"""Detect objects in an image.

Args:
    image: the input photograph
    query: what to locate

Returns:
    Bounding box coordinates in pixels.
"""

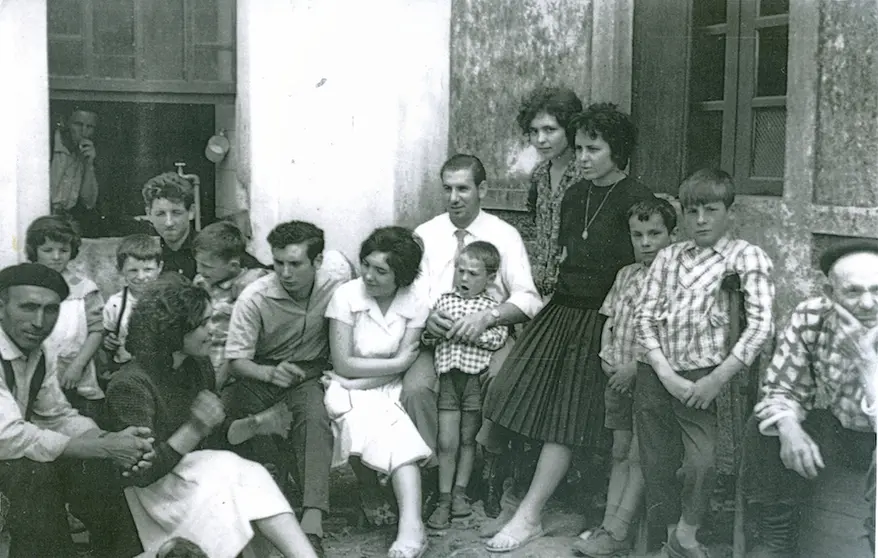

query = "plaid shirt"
[754,296,876,434]
[599,262,648,368]
[422,291,509,375]
[636,236,774,371]
[194,268,268,384]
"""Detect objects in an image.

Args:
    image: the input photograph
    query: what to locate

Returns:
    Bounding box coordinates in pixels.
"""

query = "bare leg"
[437,410,461,494]
[254,512,319,558]
[603,429,633,530]
[605,431,643,540]
[454,411,481,491]
[389,464,427,556]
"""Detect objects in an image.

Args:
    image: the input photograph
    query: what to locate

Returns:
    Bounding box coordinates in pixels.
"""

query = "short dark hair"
[678,168,736,209]
[459,241,501,276]
[569,102,637,170]
[440,154,487,186]
[627,197,678,233]
[25,215,81,262]
[517,86,583,148]
[359,226,423,288]
[266,221,324,261]
[157,537,208,558]
[126,276,211,367]
[142,172,195,211]
[193,221,247,262]
[116,234,162,271]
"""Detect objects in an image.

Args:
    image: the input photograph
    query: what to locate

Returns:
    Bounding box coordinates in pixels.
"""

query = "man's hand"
[190,390,225,433]
[659,371,695,403]
[102,426,154,469]
[686,373,724,410]
[608,361,637,394]
[835,303,878,362]
[778,419,825,479]
[79,139,96,162]
[59,360,85,390]
[446,310,492,344]
[267,362,306,388]
[425,309,454,338]
[103,332,121,352]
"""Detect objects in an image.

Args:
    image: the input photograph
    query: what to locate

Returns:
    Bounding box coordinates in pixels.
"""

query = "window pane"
[756,26,789,96]
[141,0,185,80]
[760,0,789,16]
[687,110,724,173]
[693,0,727,26]
[690,32,726,102]
[750,107,786,177]
[193,46,234,82]
[93,55,135,79]
[48,0,81,35]
[48,38,84,76]
[93,0,135,56]
[193,0,218,42]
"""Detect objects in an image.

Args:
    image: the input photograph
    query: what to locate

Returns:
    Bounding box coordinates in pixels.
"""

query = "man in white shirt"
[406,154,542,501]
[0,263,153,558]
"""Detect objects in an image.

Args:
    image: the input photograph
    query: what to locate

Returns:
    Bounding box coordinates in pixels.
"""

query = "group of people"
[1,86,874,558]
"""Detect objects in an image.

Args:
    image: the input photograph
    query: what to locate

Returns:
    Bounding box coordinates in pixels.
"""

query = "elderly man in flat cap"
[0,263,152,558]
[741,239,878,558]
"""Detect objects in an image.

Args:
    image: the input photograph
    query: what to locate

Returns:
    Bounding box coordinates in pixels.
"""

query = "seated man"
[0,263,153,558]
[222,221,353,558]
[743,239,878,557]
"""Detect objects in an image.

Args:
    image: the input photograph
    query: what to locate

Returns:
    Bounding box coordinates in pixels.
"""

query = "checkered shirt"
[636,236,775,371]
[754,296,876,434]
[423,291,509,375]
[599,262,648,368]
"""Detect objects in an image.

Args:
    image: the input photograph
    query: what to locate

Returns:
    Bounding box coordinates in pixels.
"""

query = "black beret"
[819,238,878,276]
[0,263,69,300]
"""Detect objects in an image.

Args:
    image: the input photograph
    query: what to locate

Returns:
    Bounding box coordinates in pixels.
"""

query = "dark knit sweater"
[105,356,215,487]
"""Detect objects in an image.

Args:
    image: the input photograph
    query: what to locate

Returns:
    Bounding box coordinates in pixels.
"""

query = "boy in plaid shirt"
[422,241,509,529]
[635,169,774,558]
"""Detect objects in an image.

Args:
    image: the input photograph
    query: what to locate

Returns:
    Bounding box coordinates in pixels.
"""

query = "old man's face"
[828,252,878,329]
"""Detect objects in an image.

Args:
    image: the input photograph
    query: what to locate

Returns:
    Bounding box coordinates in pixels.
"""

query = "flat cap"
[0,263,69,300]
[819,238,878,276]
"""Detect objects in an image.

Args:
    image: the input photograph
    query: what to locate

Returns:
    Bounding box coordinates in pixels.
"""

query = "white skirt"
[323,372,432,475]
[126,450,292,558]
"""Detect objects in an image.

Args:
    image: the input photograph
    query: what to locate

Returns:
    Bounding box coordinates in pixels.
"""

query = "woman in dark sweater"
[105,278,318,558]
[481,103,655,553]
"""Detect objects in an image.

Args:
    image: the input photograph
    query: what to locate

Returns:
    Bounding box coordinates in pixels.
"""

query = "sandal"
[426,500,451,530]
[388,537,428,558]
[485,525,545,554]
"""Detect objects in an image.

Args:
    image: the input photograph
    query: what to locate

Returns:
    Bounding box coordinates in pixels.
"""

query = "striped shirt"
[754,296,876,435]
[636,236,774,371]
[599,262,648,368]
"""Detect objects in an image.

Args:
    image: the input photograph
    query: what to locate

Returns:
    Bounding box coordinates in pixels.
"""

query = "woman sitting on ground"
[104,276,318,558]
[323,226,432,558]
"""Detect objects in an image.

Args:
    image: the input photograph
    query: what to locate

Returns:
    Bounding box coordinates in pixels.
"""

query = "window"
[686,0,789,196]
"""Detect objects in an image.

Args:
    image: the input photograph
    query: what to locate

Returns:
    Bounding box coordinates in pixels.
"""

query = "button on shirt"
[0,328,97,462]
[599,262,648,368]
[636,236,775,371]
[754,296,876,435]
[413,210,543,317]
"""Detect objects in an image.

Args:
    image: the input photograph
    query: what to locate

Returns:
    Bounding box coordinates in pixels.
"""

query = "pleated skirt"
[482,299,609,449]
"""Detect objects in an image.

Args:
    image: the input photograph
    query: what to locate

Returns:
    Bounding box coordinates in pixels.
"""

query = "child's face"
[629,213,673,266]
[194,250,239,287]
[121,257,163,296]
[683,201,731,248]
[35,240,72,273]
[453,253,492,298]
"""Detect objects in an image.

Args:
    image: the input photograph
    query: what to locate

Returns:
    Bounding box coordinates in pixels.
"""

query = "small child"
[574,197,677,557]
[25,216,105,417]
[156,537,209,558]
[635,168,775,558]
[422,241,510,529]
[102,234,163,377]
[192,221,268,389]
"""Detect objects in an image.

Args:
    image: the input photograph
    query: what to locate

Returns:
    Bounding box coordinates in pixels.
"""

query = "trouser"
[0,458,141,558]
[742,409,876,553]
[634,363,717,527]
[222,376,333,513]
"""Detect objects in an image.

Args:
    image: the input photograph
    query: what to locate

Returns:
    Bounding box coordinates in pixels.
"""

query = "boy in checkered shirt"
[634,169,774,558]
[422,241,509,529]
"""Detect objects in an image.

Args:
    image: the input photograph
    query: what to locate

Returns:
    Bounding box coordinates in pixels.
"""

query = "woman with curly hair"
[518,86,583,296]
[105,277,319,558]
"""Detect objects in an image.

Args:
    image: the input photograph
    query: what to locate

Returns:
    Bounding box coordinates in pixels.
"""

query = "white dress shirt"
[413,210,543,318]
[0,328,98,462]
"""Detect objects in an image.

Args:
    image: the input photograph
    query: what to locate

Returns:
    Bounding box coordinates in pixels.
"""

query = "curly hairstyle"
[126,276,210,368]
[266,221,324,262]
[569,102,637,170]
[359,226,423,288]
[141,172,196,211]
[516,86,583,148]
[25,215,82,262]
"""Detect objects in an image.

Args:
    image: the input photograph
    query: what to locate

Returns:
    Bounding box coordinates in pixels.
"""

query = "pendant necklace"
[581,176,625,241]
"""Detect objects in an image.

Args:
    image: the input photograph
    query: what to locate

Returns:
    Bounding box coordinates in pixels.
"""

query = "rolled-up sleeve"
[636,249,670,355]
[501,236,543,318]
[731,245,775,367]
[84,289,105,334]
[224,290,262,361]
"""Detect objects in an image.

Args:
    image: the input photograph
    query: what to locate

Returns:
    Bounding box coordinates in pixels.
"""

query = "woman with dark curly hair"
[322,226,432,558]
[105,277,318,558]
[481,103,655,553]
[517,86,583,296]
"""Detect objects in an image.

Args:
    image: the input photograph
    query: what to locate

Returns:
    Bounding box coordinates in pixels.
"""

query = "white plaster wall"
[0,0,51,267]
